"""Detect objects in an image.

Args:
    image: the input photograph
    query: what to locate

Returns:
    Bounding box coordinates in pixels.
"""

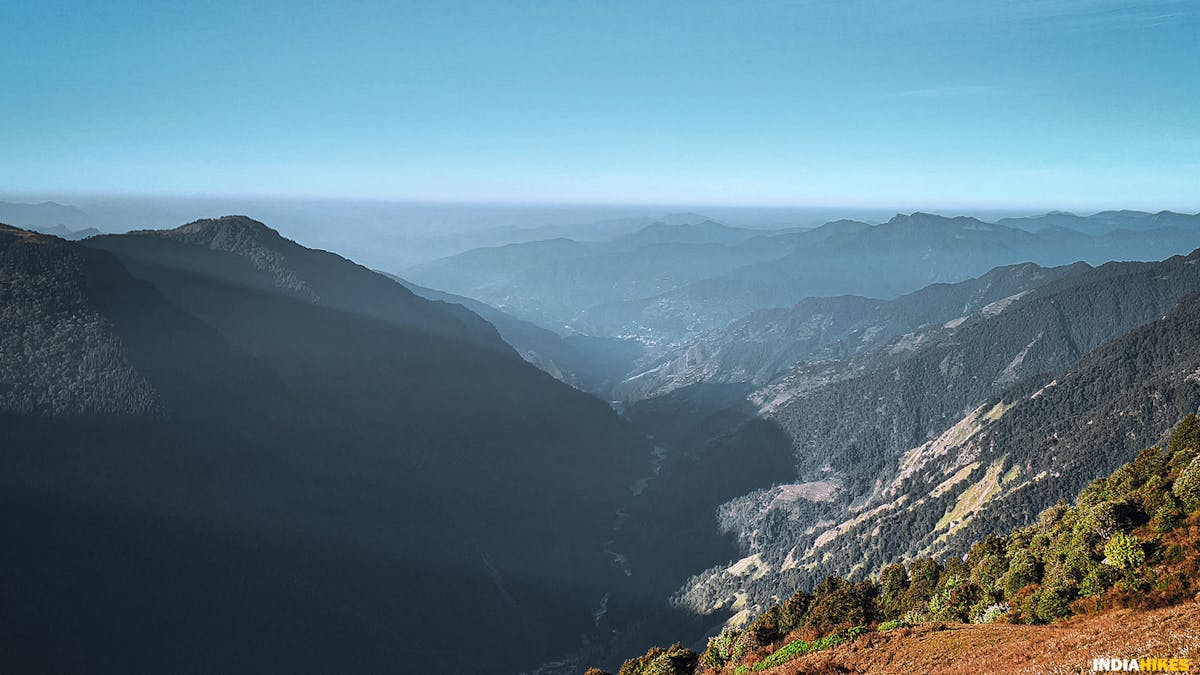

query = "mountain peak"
[886,211,938,224]
[118,215,318,300]
[885,212,989,229]
[171,215,283,241]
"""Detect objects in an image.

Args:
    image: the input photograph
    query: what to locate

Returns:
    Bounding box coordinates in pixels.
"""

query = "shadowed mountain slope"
[1,221,662,674]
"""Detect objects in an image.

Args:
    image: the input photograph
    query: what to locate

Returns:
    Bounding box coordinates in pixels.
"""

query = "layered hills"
[404,211,1200,348]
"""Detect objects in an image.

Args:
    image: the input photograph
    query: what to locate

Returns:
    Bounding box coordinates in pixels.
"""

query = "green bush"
[702,629,738,670]
[1103,532,1145,571]
[780,589,812,630]
[1151,496,1184,533]
[805,577,876,629]
[618,643,698,675]
[1078,563,1119,597]
[971,602,1010,624]
[877,564,909,617]
[1167,414,1199,470]
[1035,583,1073,622]
[1173,456,1200,512]
[749,626,866,671]
[927,574,980,622]
[1002,549,1040,597]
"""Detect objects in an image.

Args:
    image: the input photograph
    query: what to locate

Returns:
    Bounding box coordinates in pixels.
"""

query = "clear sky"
[2,0,1197,210]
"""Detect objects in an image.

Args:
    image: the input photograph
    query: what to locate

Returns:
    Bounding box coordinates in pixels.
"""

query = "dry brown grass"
[749,601,1200,674]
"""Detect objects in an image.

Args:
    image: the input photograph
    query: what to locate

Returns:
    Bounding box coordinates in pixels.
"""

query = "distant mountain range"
[406,219,808,337]
[405,211,1200,352]
[998,209,1200,235]
[0,200,93,229]
[0,200,100,238]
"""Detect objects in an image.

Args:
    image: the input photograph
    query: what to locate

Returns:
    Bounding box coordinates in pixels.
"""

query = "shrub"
[780,589,813,630]
[618,643,698,675]
[702,629,738,670]
[972,602,1010,624]
[1151,496,1184,533]
[1008,585,1041,624]
[1104,532,1145,572]
[1036,583,1073,622]
[877,619,909,631]
[1173,456,1200,512]
[1078,563,1119,597]
[743,605,785,646]
[1003,549,1040,598]
[928,575,981,622]
[749,626,866,671]
[877,564,909,617]
[902,559,943,612]
[1167,414,1199,471]
[805,577,876,629]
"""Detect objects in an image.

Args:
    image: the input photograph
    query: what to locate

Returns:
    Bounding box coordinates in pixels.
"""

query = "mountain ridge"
[93,215,511,352]
[615,261,1091,401]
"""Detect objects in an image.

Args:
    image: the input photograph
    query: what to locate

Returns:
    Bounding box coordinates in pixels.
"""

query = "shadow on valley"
[587,384,797,671]
[0,221,668,674]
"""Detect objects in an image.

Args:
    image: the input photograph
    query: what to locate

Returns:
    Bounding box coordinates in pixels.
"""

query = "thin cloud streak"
[887,85,1006,99]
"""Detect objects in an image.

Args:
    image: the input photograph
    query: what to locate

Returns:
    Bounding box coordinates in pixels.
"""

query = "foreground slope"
[758,604,1200,674]
[609,414,1200,675]
[1,221,658,674]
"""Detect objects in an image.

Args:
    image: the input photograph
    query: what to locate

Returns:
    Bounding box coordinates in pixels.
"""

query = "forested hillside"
[602,415,1200,675]
[673,251,1200,618]
[616,261,1088,400]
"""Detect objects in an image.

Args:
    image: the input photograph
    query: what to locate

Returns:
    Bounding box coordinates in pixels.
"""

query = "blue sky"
[2,0,1197,209]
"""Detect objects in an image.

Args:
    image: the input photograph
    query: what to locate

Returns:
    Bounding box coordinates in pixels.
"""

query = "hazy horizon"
[4,190,1194,227]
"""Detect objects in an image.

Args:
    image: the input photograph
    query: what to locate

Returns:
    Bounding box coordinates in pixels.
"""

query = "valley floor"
[753,602,1200,674]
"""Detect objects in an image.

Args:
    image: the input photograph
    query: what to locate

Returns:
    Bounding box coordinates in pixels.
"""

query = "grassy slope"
[754,602,1200,674]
